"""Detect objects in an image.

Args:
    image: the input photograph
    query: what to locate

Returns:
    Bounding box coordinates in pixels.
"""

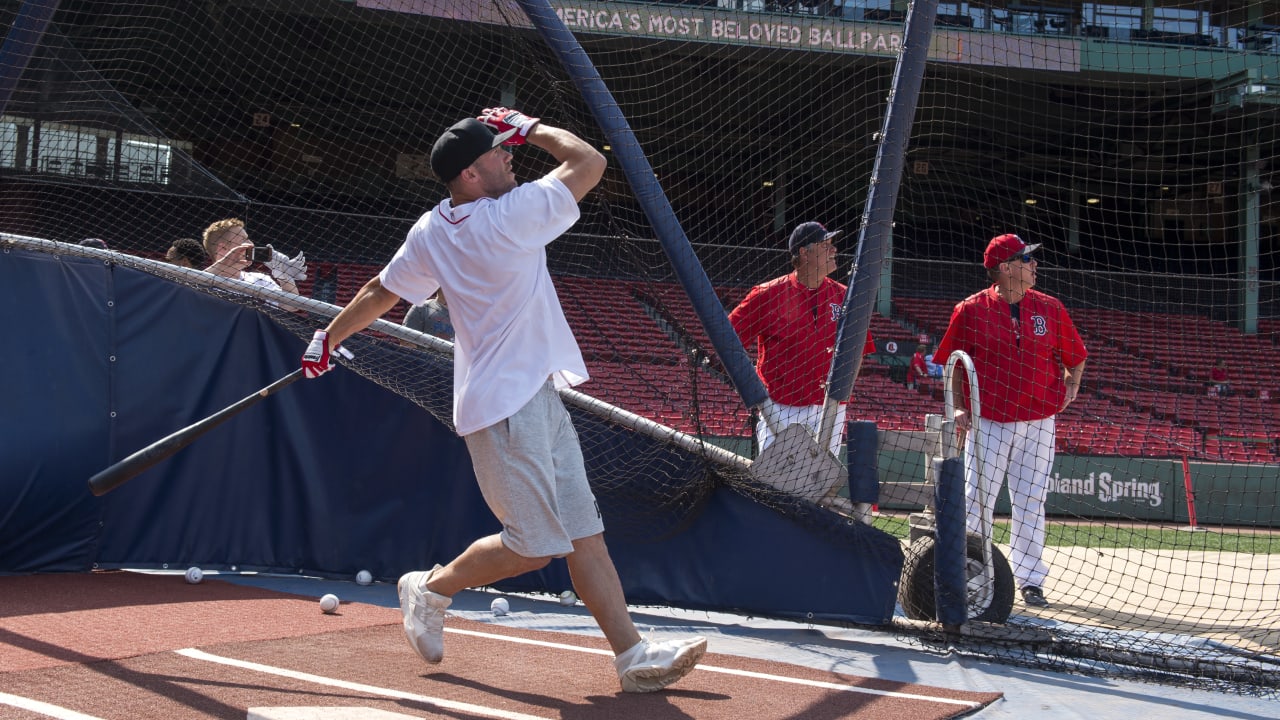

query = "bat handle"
[261,368,306,394]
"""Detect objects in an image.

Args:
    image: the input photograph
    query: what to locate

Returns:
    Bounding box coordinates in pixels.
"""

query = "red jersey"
[934,286,1087,423]
[729,273,875,406]
[907,352,928,383]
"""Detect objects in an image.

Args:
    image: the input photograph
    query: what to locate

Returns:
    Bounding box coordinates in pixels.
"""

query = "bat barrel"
[87,369,305,496]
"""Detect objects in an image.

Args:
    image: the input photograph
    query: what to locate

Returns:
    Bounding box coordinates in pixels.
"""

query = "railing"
[35,157,166,183]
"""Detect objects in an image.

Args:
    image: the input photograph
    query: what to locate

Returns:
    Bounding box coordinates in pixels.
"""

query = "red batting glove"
[302,330,335,379]
[477,107,540,146]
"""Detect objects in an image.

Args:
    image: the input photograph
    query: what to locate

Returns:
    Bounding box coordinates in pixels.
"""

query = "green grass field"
[871,515,1279,554]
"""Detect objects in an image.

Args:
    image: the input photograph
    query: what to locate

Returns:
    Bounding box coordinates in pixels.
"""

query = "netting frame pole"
[512,0,768,414]
[934,456,968,628]
[939,349,997,629]
[1179,454,1206,533]
[819,0,941,450]
[0,0,61,118]
[845,420,880,506]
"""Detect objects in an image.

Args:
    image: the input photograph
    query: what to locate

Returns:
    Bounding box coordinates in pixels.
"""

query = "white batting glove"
[301,330,355,380]
[302,330,334,379]
[267,248,308,281]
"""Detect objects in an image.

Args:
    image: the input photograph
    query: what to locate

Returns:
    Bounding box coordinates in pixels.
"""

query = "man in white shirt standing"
[300,108,705,693]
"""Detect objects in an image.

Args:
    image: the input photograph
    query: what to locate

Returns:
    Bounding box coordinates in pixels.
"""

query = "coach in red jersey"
[934,233,1087,608]
[729,221,874,457]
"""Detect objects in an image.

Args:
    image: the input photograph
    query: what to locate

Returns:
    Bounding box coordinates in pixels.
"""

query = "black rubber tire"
[898,532,1015,624]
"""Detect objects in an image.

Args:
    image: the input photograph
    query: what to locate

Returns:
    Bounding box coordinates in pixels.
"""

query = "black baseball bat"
[88,369,305,496]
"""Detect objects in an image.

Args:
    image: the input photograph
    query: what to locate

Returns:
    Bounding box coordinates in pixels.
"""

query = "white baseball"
[319,593,340,614]
[184,567,203,584]
[491,597,510,616]
[355,570,373,585]
[559,590,577,606]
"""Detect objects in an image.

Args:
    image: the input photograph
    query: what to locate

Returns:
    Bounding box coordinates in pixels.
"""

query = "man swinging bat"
[300,107,706,693]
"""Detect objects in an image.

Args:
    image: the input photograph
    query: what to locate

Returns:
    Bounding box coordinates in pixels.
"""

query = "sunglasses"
[1010,253,1035,264]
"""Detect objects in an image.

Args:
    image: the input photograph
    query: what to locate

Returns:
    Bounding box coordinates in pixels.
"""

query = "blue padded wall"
[1,248,901,625]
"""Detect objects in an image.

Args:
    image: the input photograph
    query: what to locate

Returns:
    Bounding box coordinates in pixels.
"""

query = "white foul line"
[176,648,549,720]
[181,628,980,712]
[442,627,981,708]
[694,664,980,707]
[0,692,107,720]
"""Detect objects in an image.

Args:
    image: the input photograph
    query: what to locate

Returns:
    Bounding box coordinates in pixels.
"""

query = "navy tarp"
[1,249,486,579]
[1,248,901,625]
[1,250,113,572]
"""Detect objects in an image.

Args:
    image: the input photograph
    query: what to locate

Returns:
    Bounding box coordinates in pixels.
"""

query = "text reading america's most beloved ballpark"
[554,6,904,56]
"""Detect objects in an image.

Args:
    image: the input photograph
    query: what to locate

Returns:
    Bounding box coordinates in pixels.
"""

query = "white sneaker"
[397,565,451,663]
[614,636,707,693]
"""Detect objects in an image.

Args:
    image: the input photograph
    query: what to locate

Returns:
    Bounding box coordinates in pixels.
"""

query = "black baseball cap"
[430,118,517,183]
[788,222,841,255]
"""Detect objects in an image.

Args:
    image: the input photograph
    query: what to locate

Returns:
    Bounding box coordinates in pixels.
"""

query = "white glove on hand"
[301,330,355,380]
[267,248,308,282]
[302,330,334,379]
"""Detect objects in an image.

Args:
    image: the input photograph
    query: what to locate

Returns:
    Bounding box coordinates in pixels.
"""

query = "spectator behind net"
[1209,358,1231,397]
[165,237,207,269]
[202,217,306,311]
[403,289,454,341]
[924,343,944,378]
[906,343,929,391]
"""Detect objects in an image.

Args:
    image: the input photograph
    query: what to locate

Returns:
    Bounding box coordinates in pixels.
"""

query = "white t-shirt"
[380,176,588,435]
[239,270,281,292]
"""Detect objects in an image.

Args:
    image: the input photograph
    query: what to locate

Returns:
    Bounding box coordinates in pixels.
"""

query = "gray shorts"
[463,381,604,558]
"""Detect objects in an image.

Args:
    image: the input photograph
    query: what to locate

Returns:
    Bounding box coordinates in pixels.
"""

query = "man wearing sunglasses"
[934,233,1087,608]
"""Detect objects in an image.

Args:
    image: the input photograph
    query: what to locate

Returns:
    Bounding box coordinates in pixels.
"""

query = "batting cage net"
[2,0,1279,693]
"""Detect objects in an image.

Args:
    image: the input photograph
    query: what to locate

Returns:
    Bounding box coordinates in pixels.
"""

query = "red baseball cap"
[983,233,1041,269]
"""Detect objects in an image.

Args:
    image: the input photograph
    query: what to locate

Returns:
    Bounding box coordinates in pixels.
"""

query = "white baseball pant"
[963,416,1055,589]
